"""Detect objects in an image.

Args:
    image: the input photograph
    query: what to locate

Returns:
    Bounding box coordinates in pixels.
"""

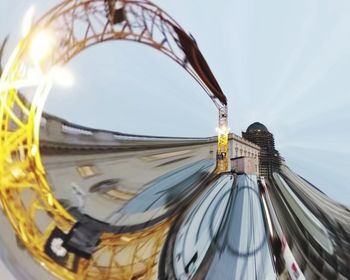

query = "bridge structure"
[1,1,350,280]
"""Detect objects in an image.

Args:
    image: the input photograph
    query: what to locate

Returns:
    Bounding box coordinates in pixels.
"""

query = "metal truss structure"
[0,0,228,279]
[76,219,173,279]
[36,0,229,172]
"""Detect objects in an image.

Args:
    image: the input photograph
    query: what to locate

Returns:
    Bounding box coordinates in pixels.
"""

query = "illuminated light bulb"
[121,236,133,242]
[11,168,24,179]
[51,66,74,87]
[22,6,35,37]
[47,193,54,206]
[30,30,54,62]
[31,144,38,156]
[216,126,229,134]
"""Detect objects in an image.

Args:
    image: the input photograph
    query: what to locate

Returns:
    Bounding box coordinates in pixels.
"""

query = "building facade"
[242,122,281,177]
[229,133,261,175]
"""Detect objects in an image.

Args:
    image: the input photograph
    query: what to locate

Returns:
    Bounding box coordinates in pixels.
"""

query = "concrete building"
[39,114,262,176]
[242,122,281,177]
[229,133,260,175]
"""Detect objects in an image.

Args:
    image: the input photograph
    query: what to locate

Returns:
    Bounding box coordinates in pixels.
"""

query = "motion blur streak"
[1,0,350,280]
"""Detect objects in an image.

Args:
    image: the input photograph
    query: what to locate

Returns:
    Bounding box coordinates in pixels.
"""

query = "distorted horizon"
[1,0,349,206]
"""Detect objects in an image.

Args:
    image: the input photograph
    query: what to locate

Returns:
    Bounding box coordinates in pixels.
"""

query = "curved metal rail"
[0,0,228,279]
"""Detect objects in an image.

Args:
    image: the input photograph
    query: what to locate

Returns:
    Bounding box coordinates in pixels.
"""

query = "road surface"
[172,174,277,280]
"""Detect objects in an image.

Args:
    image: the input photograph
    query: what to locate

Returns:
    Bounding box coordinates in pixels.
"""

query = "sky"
[1,0,350,205]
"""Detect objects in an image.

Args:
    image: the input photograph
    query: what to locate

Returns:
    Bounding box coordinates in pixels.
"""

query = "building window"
[77,165,98,178]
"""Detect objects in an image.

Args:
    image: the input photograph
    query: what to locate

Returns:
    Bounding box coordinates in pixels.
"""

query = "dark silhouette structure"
[242,122,281,177]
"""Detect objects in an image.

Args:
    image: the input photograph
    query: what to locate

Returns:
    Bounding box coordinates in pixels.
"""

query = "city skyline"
[1,1,350,279]
[1,0,349,206]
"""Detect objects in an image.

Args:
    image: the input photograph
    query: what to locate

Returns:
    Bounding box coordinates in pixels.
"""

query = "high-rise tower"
[242,122,281,177]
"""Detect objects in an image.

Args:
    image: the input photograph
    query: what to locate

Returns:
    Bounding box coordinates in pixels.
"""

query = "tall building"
[242,122,281,177]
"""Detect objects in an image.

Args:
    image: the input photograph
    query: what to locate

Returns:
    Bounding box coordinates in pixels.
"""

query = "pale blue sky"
[1,0,350,205]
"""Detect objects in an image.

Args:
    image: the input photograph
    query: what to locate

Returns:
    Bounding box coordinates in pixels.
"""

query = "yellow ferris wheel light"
[30,30,54,62]
[0,1,229,279]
